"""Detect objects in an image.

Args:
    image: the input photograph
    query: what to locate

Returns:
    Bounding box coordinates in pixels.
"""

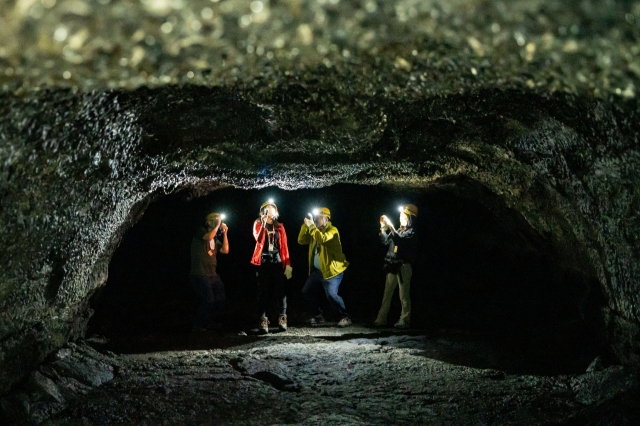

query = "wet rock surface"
[0,340,114,423]
[3,327,638,425]
[1,0,639,97]
[0,0,639,415]
[3,84,639,396]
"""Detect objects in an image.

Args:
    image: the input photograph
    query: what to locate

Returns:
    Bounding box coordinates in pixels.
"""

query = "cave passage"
[88,182,606,373]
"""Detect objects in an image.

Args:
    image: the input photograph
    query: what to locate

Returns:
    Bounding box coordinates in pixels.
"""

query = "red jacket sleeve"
[278,224,291,267]
[251,220,266,265]
[253,220,265,241]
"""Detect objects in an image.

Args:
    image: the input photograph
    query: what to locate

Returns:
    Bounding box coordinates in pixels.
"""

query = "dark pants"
[302,269,349,319]
[256,263,287,318]
[191,274,226,328]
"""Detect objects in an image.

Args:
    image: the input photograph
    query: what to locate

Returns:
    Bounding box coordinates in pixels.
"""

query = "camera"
[215,214,226,238]
[215,227,224,238]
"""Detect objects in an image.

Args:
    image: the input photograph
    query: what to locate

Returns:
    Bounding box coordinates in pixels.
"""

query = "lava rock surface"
[3,327,639,425]
[0,0,639,409]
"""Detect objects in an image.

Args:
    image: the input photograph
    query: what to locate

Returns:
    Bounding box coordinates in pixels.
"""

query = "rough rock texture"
[1,0,639,401]
[1,0,640,96]
[5,327,636,425]
[0,340,114,423]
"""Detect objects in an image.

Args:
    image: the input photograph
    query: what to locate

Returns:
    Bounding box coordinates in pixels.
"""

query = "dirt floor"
[31,325,640,425]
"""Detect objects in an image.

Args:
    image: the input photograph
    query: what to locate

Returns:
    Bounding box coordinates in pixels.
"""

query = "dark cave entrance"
[88,180,607,373]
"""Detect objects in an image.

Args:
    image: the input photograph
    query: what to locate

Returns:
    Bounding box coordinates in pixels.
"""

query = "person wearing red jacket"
[251,199,293,334]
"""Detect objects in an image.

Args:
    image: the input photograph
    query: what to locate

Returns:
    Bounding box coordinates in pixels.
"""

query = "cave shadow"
[403,329,596,376]
[309,326,600,375]
[88,181,608,375]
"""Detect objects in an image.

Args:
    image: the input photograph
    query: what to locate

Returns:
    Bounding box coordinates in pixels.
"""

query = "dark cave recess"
[88,181,607,368]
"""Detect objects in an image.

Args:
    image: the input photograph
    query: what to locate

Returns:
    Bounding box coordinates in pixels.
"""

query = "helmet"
[401,204,418,217]
[259,200,279,216]
[314,207,331,218]
[206,212,222,223]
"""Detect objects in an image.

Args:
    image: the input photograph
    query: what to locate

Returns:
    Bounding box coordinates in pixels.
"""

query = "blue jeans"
[191,274,226,328]
[302,269,349,319]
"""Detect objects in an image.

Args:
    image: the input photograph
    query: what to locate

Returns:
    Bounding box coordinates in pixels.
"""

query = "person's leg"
[266,263,283,317]
[272,265,287,316]
[191,275,214,328]
[256,265,269,318]
[255,266,272,333]
[209,274,226,325]
[322,273,350,319]
[271,264,288,330]
[375,272,398,325]
[397,264,413,325]
[262,264,282,332]
[302,269,324,317]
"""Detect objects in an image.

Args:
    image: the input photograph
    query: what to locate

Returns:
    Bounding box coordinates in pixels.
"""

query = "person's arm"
[279,225,291,267]
[309,225,337,245]
[279,225,293,278]
[384,217,397,235]
[391,227,415,243]
[202,225,220,241]
[298,222,311,245]
[253,219,265,241]
[379,216,392,244]
[380,228,392,245]
[219,223,229,254]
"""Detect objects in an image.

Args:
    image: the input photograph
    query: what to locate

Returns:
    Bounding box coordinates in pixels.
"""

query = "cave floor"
[45,325,639,425]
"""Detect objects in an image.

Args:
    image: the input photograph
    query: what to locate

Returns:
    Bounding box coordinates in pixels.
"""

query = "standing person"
[298,207,352,327]
[190,212,229,332]
[251,199,293,334]
[373,204,418,328]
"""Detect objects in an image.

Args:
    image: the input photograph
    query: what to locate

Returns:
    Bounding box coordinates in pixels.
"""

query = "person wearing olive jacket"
[298,207,352,327]
[373,204,418,328]
[190,212,229,332]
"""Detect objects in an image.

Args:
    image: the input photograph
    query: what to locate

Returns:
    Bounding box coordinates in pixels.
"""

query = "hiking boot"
[372,319,387,327]
[394,320,410,329]
[305,314,326,326]
[259,317,270,334]
[278,314,288,331]
[337,317,352,327]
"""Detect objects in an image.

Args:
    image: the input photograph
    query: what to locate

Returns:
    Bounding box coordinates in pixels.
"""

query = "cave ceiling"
[0,0,639,396]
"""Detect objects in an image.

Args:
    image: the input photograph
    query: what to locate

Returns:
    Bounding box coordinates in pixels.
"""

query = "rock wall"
[0,0,639,397]
[1,85,638,395]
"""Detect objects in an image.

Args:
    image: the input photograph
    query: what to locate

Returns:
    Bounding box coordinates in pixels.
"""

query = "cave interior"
[88,180,607,375]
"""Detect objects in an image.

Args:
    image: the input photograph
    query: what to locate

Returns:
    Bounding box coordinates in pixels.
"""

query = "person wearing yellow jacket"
[298,207,352,327]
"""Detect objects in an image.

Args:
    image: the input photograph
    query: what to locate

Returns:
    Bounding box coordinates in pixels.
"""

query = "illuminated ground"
[34,326,639,425]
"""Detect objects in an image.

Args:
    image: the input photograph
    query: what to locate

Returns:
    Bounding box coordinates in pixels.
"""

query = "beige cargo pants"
[375,263,412,325]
